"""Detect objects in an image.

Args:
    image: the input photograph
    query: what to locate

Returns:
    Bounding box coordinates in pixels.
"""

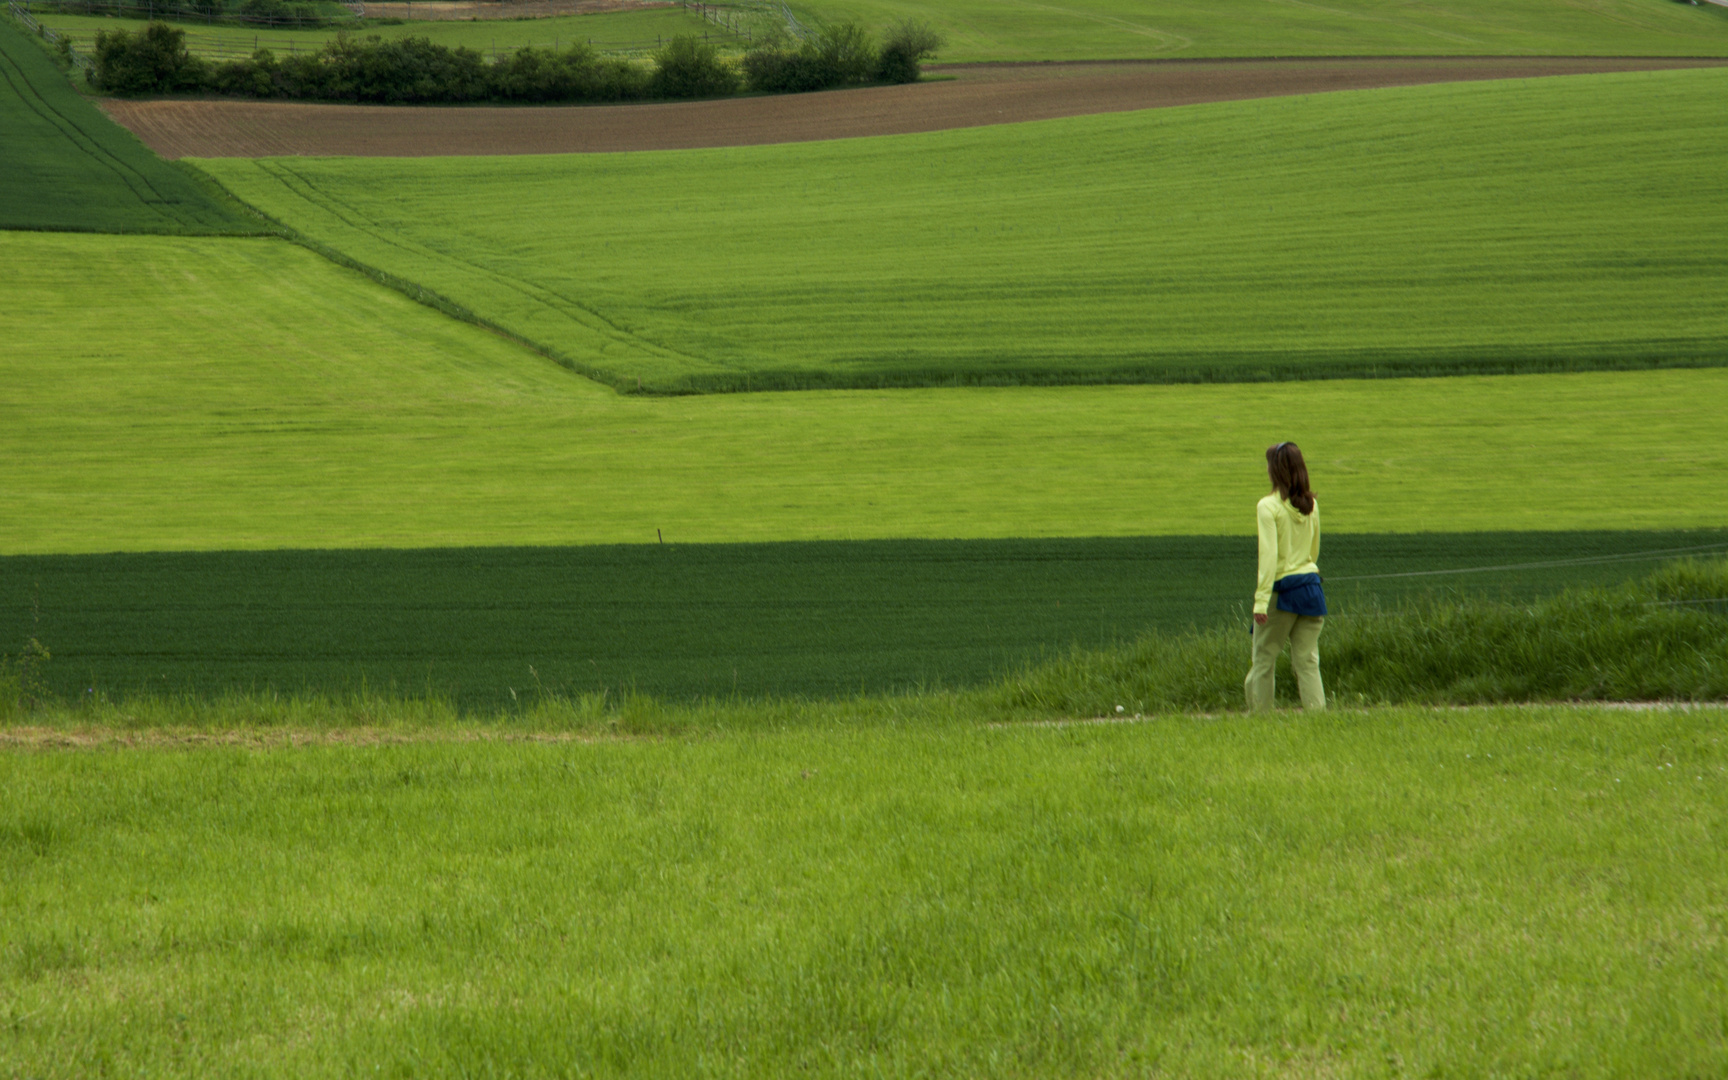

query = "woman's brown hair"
[1266,442,1315,515]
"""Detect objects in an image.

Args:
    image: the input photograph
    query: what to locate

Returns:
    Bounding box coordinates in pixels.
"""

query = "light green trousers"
[1245,609,1326,711]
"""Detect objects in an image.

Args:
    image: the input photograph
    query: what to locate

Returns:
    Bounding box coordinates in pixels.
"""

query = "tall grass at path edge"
[999,558,1728,719]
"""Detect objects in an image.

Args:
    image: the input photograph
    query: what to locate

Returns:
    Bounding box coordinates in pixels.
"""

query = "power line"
[1328,542,1728,583]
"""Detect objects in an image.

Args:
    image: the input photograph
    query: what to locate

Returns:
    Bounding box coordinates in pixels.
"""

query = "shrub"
[876,18,944,84]
[486,43,648,103]
[742,21,879,94]
[91,21,208,94]
[239,0,321,27]
[318,34,488,103]
[649,35,738,99]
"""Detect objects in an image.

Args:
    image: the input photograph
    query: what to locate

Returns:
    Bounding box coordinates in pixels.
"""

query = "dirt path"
[103,56,1727,158]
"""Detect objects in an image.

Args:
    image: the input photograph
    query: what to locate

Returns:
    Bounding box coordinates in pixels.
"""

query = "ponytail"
[1266,442,1315,515]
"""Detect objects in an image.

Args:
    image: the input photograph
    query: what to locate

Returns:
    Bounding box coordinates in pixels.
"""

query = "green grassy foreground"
[199,68,1728,392]
[3,702,1725,1077]
[0,17,253,233]
[6,532,1725,706]
[6,231,1728,555]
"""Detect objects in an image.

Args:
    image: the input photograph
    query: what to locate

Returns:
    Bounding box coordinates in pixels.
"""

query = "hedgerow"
[88,20,939,101]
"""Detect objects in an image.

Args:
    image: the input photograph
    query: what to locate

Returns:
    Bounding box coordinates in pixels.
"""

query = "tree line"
[89,19,945,102]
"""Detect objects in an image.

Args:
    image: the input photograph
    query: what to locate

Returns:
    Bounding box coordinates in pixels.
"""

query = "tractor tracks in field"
[101,55,1728,159]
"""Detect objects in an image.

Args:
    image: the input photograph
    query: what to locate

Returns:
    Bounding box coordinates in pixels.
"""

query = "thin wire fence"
[40,23,751,59]
[22,0,766,61]
[6,0,93,67]
[1327,542,1728,583]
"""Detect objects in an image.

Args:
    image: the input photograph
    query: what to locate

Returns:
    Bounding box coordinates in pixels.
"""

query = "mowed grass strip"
[199,68,1728,392]
[0,18,252,233]
[7,531,1726,706]
[3,706,1726,1076]
[5,230,1727,555]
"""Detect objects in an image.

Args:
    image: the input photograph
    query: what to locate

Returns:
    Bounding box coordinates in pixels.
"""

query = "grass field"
[4,703,1725,1076]
[8,531,1725,706]
[35,7,749,61]
[199,68,1728,392]
[0,17,253,232]
[782,0,1728,61]
[7,231,1728,556]
[35,0,1728,63]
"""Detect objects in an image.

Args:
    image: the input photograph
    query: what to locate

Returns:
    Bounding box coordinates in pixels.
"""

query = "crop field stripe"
[7,530,1724,707]
[0,37,162,212]
[194,68,1728,394]
[8,231,1727,555]
[0,17,253,233]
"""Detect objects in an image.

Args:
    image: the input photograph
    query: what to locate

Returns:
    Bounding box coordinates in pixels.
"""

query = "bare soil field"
[104,56,1728,158]
[359,0,671,20]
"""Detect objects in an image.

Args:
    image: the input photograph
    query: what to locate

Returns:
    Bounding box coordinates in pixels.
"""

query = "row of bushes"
[89,19,944,102]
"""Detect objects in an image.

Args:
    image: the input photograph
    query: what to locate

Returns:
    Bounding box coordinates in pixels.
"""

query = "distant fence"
[5,0,92,68]
[40,24,748,60]
[24,0,362,28]
[15,0,780,68]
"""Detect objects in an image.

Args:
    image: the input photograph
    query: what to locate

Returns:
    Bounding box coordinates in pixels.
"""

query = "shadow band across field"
[5,530,1723,709]
[101,56,1728,159]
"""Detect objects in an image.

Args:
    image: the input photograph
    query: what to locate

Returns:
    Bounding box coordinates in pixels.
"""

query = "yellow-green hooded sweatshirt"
[1254,493,1320,615]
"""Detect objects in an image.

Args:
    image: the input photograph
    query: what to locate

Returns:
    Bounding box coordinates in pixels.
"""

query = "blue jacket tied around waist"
[1273,573,1327,617]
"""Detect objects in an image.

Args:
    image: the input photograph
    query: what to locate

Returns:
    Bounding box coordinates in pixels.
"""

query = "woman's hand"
[1254,613,1268,626]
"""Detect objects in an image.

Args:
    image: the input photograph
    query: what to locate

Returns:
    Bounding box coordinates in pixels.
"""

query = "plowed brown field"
[103,56,1727,158]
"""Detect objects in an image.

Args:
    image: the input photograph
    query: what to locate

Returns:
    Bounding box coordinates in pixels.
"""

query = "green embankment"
[0,16,251,232]
[6,231,1728,556]
[4,706,1726,1076]
[8,531,1723,705]
[199,69,1728,393]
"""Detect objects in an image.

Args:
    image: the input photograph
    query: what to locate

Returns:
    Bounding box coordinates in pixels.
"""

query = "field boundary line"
[239,157,716,392]
[201,168,642,391]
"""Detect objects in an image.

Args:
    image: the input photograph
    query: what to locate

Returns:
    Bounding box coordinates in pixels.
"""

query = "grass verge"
[198,68,1728,392]
[2,700,1725,1077]
[998,558,1728,717]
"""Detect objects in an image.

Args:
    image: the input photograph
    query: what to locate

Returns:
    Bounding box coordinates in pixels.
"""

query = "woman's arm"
[1254,499,1278,615]
[1310,500,1321,564]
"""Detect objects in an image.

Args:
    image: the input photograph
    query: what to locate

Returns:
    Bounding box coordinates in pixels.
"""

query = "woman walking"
[1246,442,1327,711]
